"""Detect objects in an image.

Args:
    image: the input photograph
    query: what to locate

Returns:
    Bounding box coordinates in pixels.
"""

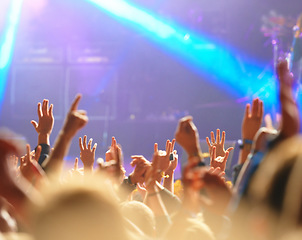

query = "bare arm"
[238,98,263,164]
[42,95,88,175]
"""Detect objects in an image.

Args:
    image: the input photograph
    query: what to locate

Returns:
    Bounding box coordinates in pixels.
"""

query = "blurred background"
[0,0,301,178]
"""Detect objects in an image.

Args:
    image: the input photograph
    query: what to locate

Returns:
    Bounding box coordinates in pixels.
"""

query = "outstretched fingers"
[251,98,259,117]
[244,103,251,119]
[83,135,87,150]
[216,129,220,144]
[210,131,215,143]
[220,131,225,145]
[37,102,42,119]
[206,137,211,148]
[154,143,158,153]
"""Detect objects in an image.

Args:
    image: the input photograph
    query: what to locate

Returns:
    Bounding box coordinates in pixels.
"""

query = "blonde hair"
[31,176,132,240]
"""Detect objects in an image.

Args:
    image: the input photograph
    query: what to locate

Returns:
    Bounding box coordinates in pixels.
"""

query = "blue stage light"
[0,0,23,110]
[87,0,277,110]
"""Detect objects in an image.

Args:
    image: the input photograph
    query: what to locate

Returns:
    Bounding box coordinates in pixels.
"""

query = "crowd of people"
[0,35,302,240]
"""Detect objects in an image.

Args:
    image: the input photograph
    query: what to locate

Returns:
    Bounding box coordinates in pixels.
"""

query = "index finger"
[79,137,84,151]
[244,103,251,119]
[251,98,259,117]
[70,94,82,112]
[171,139,176,150]
[154,143,158,153]
[37,102,42,118]
[258,100,264,119]
[26,144,31,163]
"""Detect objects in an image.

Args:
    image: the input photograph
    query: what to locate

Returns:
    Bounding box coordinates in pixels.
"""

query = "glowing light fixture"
[0,0,23,109]
[87,0,277,109]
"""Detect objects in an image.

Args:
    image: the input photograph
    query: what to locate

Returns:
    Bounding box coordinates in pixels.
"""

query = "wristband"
[238,139,253,150]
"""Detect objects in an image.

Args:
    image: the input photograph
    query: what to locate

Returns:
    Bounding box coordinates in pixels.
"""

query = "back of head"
[165,213,214,240]
[233,135,302,240]
[120,201,155,237]
[31,177,129,240]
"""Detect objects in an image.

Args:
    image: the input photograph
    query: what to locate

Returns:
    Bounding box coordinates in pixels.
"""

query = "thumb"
[31,120,38,130]
[226,147,234,153]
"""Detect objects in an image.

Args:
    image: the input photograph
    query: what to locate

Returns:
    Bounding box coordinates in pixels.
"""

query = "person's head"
[31,177,131,240]
[120,201,155,237]
[165,214,215,240]
[233,135,302,240]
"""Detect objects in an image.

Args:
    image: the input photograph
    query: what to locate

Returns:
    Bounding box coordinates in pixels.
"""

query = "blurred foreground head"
[31,177,134,240]
[234,135,302,240]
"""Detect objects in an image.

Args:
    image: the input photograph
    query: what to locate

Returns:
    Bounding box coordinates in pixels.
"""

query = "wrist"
[165,169,174,176]
[83,164,94,172]
[238,139,253,152]
[128,173,137,185]
[127,174,137,187]
[38,133,50,145]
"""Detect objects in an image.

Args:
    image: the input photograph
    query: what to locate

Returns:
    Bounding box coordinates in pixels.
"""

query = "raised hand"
[129,155,151,185]
[62,95,88,139]
[69,157,84,178]
[20,144,45,185]
[105,137,121,162]
[31,99,54,135]
[239,98,264,164]
[165,151,178,174]
[175,116,202,161]
[153,141,172,175]
[206,129,234,158]
[42,94,88,174]
[79,135,97,172]
[210,146,230,172]
[145,150,161,193]
[277,59,299,138]
[100,137,125,184]
[242,98,264,141]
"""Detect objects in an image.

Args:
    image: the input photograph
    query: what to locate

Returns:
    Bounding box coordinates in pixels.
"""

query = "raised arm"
[144,150,171,235]
[206,129,233,158]
[277,59,300,138]
[163,139,177,193]
[31,99,54,165]
[42,95,88,175]
[175,116,203,163]
[238,98,263,165]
